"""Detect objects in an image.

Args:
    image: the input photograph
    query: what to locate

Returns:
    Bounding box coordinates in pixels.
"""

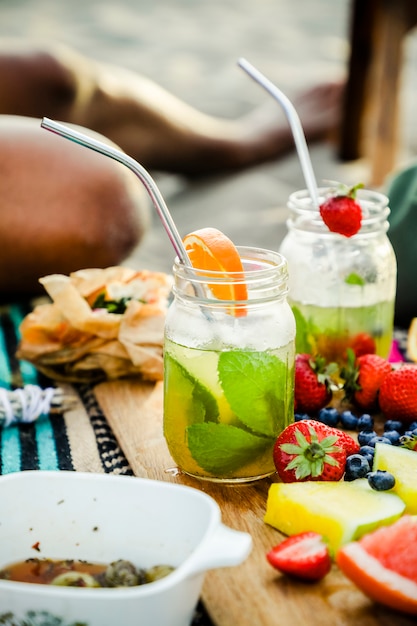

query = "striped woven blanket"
[0,301,133,475]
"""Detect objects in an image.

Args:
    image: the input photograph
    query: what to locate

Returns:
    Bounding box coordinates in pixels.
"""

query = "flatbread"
[17,266,172,383]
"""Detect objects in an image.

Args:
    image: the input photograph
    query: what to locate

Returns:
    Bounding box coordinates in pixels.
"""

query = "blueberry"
[294,413,310,422]
[357,414,374,431]
[344,454,370,481]
[384,419,404,433]
[367,470,396,491]
[408,421,417,431]
[358,445,375,465]
[357,430,377,446]
[381,430,401,445]
[339,410,359,430]
[367,435,393,448]
[317,407,339,427]
[401,426,417,438]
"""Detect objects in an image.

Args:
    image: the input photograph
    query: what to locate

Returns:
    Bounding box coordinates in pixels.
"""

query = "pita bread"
[17,267,172,383]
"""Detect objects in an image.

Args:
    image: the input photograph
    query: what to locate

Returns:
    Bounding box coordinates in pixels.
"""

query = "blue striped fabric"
[0,303,59,473]
[0,302,132,476]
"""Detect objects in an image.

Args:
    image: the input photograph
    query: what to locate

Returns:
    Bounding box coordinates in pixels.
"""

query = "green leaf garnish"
[344,272,366,286]
[187,422,272,474]
[218,350,291,437]
[91,292,134,314]
[292,305,315,353]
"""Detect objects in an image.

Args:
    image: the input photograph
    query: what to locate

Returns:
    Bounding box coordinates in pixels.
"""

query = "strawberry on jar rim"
[319,183,363,238]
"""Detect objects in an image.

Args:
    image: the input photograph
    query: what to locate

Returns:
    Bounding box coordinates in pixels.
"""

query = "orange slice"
[336,515,417,615]
[182,227,248,315]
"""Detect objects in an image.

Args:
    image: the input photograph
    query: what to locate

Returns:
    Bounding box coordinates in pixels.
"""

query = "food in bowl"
[0,557,174,587]
[0,471,251,626]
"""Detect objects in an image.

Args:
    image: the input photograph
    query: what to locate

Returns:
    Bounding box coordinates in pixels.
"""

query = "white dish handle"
[186,524,252,576]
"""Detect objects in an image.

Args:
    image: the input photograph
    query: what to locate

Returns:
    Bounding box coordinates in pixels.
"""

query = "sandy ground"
[2,0,417,273]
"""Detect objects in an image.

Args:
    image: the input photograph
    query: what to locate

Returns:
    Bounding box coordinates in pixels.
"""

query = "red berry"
[349,332,376,358]
[266,531,331,582]
[379,365,417,424]
[273,420,346,482]
[294,354,334,414]
[335,428,360,457]
[319,184,363,237]
[342,352,392,411]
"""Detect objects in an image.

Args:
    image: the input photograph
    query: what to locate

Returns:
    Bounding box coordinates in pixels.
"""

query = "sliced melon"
[373,443,417,514]
[264,479,405,552]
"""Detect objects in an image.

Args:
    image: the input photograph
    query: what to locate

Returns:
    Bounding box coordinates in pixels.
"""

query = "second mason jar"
[163,247,295,483]
[279,186,397,366]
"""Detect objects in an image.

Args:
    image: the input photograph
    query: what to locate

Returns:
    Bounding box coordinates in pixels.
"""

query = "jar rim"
[287,186,390,235]
[172,245,289,306]
[288,186,389,213]
[173,245,288,281]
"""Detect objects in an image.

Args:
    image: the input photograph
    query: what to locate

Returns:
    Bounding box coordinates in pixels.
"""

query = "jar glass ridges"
[279,187,397,365]
[163,247,295,483]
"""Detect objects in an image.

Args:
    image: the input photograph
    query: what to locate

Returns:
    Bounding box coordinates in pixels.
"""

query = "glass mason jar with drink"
[163,235,295,483]
[279,185,397,367]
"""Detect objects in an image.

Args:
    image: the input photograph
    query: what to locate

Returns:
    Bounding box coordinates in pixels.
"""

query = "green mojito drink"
[280,186,397,368]
[163,243,295,483]
[292,300,395,363]
[164,339,294,482]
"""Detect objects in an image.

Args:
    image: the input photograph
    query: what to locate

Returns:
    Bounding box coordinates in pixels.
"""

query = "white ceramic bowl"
[0,471,251,626]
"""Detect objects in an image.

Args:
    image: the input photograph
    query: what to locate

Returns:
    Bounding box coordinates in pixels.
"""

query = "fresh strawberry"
[294,354,335,414]
[273,420,346,482]
[266,531,332,582]
[379,364,417,424]
[335,429,360,457]
[319,184,363,237]
[349,332,376,358]
[342,350,392,411]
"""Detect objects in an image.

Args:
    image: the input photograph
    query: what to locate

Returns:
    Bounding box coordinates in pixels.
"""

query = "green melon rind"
[373,443,417,514]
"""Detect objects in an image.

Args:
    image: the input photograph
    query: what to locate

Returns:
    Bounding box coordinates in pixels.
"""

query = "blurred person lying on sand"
[0,40,342,299]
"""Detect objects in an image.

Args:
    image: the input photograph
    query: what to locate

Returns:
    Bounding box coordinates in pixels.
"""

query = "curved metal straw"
[238,57,319,208]
[41,117,192,267]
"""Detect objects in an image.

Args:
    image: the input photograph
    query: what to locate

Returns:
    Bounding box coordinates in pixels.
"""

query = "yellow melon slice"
[373,443,417,514]
[264,479,405,552]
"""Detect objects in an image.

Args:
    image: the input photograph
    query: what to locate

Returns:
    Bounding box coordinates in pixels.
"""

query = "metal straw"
[238,57,319,208]
[41,117,192,267]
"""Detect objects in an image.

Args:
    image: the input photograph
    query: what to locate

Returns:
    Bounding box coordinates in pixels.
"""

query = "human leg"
[0,40,342,176]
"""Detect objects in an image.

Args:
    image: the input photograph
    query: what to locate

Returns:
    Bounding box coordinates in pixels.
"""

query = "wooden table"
[93,378,415,626]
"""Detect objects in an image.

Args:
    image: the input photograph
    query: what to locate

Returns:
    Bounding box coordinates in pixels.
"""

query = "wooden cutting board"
[94,379,414,626]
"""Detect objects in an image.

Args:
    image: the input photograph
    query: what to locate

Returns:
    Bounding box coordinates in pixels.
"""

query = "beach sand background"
[1,0,417,273]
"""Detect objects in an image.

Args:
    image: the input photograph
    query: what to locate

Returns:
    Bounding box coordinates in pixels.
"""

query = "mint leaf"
[218,351,290,437]
[187,422,272,474]
[164,353,218,424]
[344,272,365,286]
[292,305,314,354]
